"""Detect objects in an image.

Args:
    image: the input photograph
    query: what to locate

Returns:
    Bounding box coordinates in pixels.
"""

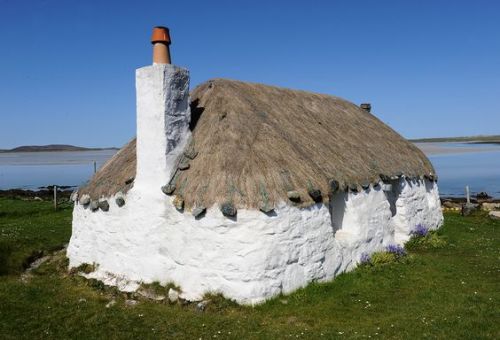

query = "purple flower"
[360,252,371,264]
[412,224,429,237]
[386,244,406,257]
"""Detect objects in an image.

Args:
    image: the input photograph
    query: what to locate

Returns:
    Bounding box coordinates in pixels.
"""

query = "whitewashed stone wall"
[68,179,443,305]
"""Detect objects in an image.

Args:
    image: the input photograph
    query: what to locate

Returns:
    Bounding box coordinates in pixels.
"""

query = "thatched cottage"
[68,27,443,304]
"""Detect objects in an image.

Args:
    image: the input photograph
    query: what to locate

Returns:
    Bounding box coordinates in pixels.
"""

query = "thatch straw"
[79,79,435,209]
[78,139,136,198]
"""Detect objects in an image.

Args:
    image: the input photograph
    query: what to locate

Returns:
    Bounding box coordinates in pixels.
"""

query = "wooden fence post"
[94,161,97,174]
[53,185,57,211]
[466,185,470,204]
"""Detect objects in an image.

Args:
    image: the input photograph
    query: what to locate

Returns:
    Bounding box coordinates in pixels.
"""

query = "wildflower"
[360,252,371,264]
[386,244,406,257]
[412,224,429,237]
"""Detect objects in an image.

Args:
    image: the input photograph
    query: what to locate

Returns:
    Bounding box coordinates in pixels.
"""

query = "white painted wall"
[67,179,443,305]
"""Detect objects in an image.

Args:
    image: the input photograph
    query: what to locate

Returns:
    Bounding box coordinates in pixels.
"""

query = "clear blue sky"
[0,0,499,149]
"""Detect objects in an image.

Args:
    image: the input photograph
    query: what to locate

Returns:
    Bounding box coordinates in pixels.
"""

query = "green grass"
[0,198,498,339]
[0,198,72,275]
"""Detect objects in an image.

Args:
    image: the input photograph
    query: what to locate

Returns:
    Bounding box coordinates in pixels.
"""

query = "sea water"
[0,150,117,190]
[427,144,500,198]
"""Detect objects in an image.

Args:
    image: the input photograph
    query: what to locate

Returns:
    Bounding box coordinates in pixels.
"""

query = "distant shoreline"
[0,144,118,153]
[409,135,500,144]
[414,142,500,155]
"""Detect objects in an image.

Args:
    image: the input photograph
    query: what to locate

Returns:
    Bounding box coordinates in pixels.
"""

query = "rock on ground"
[125,299,138,306]
[137,288,166,302]
[482,202,500,211]
[168,288,180,303]
[196,300,209,312]
[462,203,479,216]
[489,211,500,221]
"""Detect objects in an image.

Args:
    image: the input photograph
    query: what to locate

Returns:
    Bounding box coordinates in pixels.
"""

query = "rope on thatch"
[178,158,190,170]
[162,142,195,196]
[258,182,273,213]
[183,138,198,160]
[280,169,294,192]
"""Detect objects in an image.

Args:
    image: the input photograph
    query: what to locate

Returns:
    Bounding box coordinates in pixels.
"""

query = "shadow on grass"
[0,242,12,275]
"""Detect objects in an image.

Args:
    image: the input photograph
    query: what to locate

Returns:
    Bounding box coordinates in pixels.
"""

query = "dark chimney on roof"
[360,103,371,113]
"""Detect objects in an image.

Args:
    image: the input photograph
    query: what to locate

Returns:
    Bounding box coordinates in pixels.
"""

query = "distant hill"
[0,144,118,153]
[410,135,500,144]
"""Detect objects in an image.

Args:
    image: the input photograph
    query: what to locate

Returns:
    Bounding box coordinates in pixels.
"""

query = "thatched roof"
[79,139,136,199]
[79,79,435,209]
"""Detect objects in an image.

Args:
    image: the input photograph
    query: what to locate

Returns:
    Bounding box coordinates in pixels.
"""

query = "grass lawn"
[0,197,498,339]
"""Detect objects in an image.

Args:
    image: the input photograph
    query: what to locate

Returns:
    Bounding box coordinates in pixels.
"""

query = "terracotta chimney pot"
[151,26,171,64]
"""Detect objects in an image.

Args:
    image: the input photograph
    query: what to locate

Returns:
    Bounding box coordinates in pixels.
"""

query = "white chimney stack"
[135,26,191,191]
